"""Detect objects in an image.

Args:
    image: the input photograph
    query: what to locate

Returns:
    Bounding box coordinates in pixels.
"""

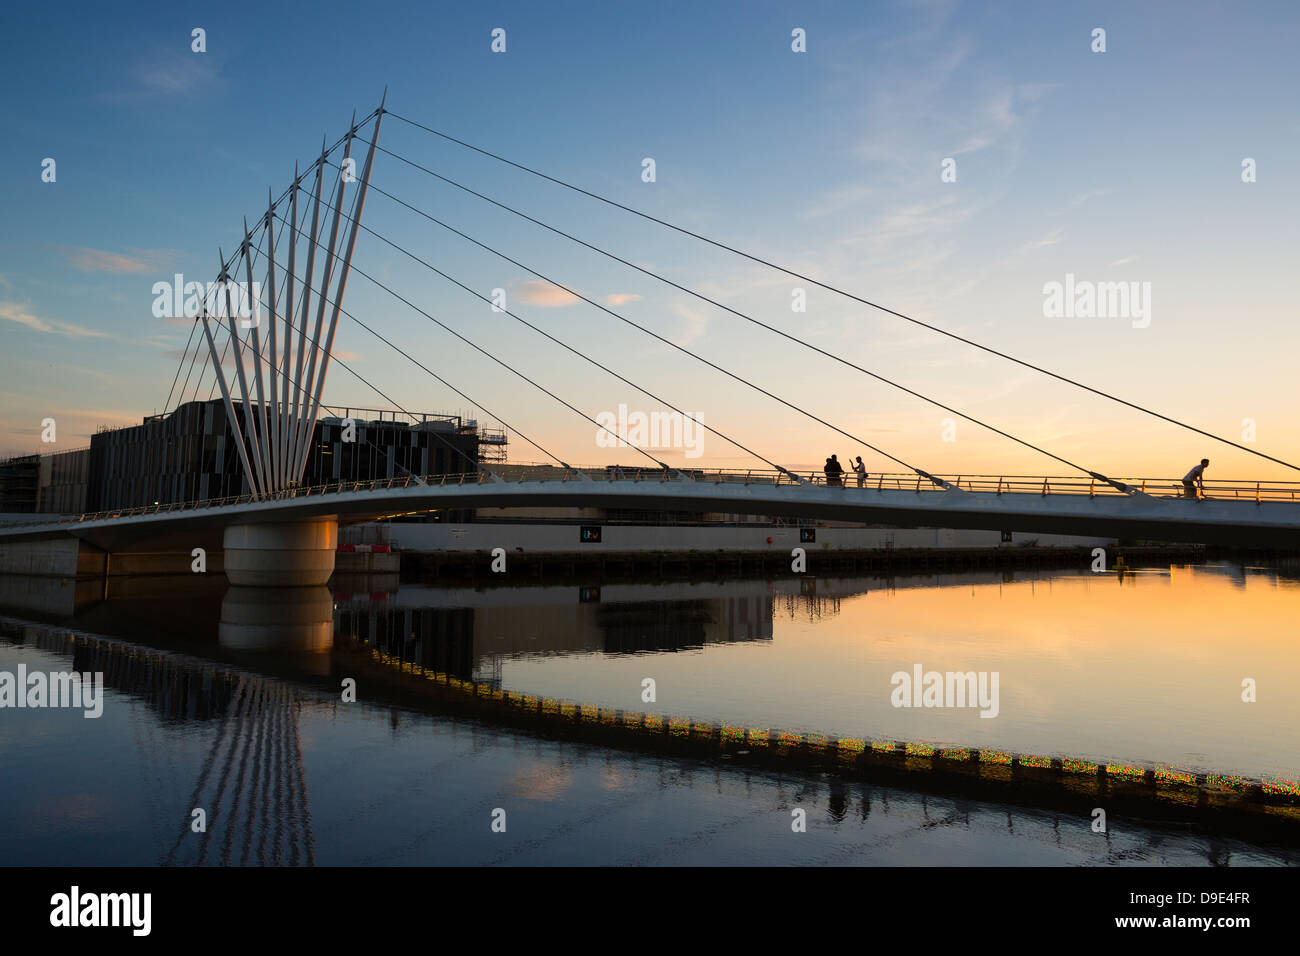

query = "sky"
[1,0,1298,483]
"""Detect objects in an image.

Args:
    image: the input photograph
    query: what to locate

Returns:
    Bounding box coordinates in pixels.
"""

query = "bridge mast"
[202,100,384,499]
[300,95,386,479]
[199,299,261,500]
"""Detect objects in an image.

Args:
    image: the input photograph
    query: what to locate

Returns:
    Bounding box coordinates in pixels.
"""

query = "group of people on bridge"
[821,454,1215,499]
[822,454,866,487]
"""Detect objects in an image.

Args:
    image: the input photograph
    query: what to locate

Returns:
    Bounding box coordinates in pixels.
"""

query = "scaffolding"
[476,426,508,464]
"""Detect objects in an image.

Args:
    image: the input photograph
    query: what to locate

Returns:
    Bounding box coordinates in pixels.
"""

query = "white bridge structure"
[183,100,383,584]
[3,467,1299,586]
[5,94,1299,585]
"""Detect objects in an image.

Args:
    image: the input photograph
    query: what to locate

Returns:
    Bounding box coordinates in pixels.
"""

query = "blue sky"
[2,0,1298,480]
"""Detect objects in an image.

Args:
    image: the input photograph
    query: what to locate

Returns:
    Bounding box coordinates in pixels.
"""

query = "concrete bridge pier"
[222,519,337,587]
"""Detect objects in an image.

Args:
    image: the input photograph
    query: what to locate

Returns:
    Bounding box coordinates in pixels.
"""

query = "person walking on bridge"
[851,455,867,487]
[824,455,845,487]
[1182,458,1209,499]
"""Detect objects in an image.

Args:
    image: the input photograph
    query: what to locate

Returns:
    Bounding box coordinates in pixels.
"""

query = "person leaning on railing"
[1182,458,1209,500]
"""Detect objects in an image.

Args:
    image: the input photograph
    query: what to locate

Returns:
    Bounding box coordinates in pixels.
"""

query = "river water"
[0,560,1296,865]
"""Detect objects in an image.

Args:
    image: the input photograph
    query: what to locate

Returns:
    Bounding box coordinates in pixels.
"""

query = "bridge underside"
[3,481,1298,555]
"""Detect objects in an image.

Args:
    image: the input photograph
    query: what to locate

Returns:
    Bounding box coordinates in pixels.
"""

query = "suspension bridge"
[4,93,1299,584]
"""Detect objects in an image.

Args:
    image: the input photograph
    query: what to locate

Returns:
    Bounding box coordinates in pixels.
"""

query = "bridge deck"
[3,468,1299,550]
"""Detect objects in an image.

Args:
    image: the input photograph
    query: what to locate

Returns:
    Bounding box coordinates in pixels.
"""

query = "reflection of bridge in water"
[337,580,777,685]
[10,616,1282,865]
[4,568,1300,851]
[4,621,315,867]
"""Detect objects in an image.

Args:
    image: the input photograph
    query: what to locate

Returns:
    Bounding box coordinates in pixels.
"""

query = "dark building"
[0,451,87,514]
[41,448,90,514]
[0,454,40,513]
[3,400,505,515]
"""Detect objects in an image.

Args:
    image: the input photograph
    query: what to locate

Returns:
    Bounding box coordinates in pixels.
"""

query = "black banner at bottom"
[0,865,1283,941]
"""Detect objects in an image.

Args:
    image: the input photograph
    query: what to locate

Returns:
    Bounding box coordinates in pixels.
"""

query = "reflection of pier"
[219,587,335,677]
[6,621,315,866]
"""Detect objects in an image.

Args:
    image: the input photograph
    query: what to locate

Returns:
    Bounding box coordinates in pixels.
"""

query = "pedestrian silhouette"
[825,454,845,487]
[852,455,867,487]
[1182,458,1209,499]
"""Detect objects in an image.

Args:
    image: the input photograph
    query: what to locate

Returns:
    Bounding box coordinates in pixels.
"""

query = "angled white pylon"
[203,101,384,497]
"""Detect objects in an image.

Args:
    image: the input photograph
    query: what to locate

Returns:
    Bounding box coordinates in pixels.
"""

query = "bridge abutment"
[222,519,337,587]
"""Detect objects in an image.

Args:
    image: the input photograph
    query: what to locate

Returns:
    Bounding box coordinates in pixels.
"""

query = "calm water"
[478,565,1300,782]
[1,561,1296,866]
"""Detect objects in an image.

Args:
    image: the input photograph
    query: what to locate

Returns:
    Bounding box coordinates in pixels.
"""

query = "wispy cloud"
[670,301,711,346]
[0,301,110,338]
[54,246,179,274]
[802,21,1058,321]
[513,280,580,308]
[14,408,139,438]
[1070,188,1114,207]
[602,293,643,306]
[1019,227,1065,251]
[1108,255,1139,267]
[0,392,140,455]
[802,184,875,220]
[948,86,1022,156]
[98,49,225,103]
[140,59,208,94]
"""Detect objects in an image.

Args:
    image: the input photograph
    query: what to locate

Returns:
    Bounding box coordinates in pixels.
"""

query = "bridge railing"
[651,468,1300,503]
[5,467,1300,529]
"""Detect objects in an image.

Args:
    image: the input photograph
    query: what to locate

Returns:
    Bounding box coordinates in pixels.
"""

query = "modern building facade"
[1,399,505,515]
[0,454,40,513]
[40,448,90,514]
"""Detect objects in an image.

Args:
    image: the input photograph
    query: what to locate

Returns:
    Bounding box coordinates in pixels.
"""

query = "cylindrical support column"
[222,519,337,587]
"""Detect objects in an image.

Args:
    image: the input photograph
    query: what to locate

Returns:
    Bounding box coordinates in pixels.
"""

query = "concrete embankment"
[381,522,1113,553]
[0,534,396,579]
[403,543,1209,582]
